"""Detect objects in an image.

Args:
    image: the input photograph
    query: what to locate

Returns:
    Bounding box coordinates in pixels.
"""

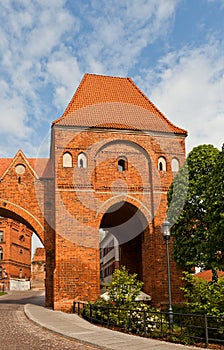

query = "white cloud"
[46,52,82,109]
[1,0,223,159]
[0,0,80,155]
[141,40,224,153]
[78,0,181,75]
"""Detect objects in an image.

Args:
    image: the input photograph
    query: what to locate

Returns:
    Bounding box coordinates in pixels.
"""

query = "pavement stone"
[24,303,205,350]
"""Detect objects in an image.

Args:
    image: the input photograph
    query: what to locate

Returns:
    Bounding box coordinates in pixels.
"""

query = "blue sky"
[1,0,224,253]
[0,0,224,159]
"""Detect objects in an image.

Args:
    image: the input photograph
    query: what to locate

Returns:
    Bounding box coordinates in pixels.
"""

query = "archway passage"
[0,207,50,304]
[100,201,149,287]
[0,213,44,293]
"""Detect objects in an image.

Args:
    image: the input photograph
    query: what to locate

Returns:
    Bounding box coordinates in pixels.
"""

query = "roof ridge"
[127,77,187,135]
[52,73,132,126]
[52,73,88,125]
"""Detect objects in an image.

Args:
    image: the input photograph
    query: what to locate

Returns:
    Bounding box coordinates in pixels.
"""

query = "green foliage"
[106,266,143,307]
[82,267,168,336]
[167,144,220,273]
[127,303,168,337]
[182,272,224,317]
[206,145,224,273]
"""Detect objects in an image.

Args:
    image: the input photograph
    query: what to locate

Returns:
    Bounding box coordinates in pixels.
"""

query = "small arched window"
[0,266,2,279]
[158,157,167,171]
[63,152,72,168]
[172,158,180,172]
[19,235,25,242]
[78,153,88,168]
[0,247,3,260]
[118,157,128,172]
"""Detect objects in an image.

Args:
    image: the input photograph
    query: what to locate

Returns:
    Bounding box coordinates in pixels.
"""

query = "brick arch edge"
[95,194,152,229]
[0,200,44,244]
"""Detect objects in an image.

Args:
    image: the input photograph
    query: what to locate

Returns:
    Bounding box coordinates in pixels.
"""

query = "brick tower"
[51,73,187,311]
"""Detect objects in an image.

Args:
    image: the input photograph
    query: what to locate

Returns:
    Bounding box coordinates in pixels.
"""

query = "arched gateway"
[0,73,187,311]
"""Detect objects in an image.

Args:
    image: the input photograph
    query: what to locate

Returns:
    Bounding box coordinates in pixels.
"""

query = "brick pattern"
[0,218,32,280]
[31,248,46,290]
[53,127,186,310]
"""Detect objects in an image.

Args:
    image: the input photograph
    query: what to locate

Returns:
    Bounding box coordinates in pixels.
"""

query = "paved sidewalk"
[24,304,204,350]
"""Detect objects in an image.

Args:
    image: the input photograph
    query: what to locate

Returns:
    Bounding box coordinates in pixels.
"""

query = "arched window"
[19,235,25,242]
[172,158,180,172]
[0,266,2,279]
[78,153,87,168]
[118,157,128,172]
[63,152,72,168]
[0,247,3,260]
[0,231,3,242]
[158,157,167,171]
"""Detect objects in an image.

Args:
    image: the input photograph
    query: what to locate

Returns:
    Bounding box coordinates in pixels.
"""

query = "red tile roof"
[0,157,52,178]
[195,270,224,281]
[53,73,187,135]
[28,158,53,178]
[0,159,12,177]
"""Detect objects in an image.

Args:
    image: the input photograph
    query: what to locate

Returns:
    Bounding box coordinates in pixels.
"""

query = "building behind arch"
[0,217,32,291]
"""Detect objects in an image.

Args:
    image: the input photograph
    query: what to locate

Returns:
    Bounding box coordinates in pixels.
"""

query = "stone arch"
[0,201,44,243]
[99,199,150,292]
[96,194,151,227]
[94,139,151,162]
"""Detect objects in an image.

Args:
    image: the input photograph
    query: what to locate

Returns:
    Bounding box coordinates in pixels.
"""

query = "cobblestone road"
[0,291,99,350]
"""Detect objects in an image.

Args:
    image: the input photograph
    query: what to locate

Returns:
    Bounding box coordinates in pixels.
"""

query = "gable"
[53,73,187,136]
[0,151,52,179]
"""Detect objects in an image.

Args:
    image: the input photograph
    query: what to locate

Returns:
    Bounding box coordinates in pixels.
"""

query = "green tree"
[167,144,220,275]
[205,144,224,275]
[107,266,143,307]
[182,272,224,317]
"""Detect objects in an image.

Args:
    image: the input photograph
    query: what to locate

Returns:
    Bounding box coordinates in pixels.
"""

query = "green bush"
[106,266,143,307]
[81,267,169,335]
[182,271,224,317]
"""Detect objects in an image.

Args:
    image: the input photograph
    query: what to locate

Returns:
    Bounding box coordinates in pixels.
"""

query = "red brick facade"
[0,73,187,311]
[31,247,46,290]
[0,218,32,281]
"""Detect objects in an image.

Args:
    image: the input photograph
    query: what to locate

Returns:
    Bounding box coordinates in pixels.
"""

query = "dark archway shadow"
[100,201,149,284]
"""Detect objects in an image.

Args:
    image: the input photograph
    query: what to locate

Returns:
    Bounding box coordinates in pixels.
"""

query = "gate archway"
[100,201,151,295]
[0,150,55,307]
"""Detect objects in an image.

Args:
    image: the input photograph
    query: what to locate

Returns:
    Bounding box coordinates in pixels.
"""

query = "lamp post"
[161,220,173,329]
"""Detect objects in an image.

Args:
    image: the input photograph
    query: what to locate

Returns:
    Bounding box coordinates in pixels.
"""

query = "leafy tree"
[106,266,143,307]
[205,144,224,275]
[182,272,224,317]
[167,144,220,275]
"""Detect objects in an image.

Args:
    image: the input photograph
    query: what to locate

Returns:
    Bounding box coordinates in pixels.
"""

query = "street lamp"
[161,220,173,329]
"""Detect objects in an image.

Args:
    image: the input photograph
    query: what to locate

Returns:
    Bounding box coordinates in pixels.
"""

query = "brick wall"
[0,218,32,280]
[52,126,186,310]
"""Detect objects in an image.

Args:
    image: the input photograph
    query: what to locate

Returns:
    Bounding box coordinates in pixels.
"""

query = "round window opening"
[15,164,26,175]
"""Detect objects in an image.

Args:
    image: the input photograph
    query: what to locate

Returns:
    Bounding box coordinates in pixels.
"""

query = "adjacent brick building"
[0,73,187,311]
[0,217,32,289]
[31,247,46,290]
